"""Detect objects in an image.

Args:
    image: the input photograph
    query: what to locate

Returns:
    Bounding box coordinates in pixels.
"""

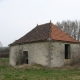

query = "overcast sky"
[0,0,80,46]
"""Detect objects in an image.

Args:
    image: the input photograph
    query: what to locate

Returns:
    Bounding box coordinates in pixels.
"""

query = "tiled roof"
[51,24,79,42]
[10,22,79,45]
[11,23,51,45]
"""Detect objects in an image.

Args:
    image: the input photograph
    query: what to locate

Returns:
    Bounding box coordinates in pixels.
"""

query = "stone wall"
[9,42,49,66]
[70,44,80,65]
[50,42,64,67]
[9,41,80,67]
[50,41,80,67]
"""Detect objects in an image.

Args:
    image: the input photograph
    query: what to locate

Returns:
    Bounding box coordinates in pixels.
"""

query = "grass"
[0,58,80,80]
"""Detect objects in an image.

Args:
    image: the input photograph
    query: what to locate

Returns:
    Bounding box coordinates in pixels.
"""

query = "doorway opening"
[23,51,28,64]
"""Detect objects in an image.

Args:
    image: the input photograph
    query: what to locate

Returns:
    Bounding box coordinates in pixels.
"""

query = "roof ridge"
[48,23,53,40]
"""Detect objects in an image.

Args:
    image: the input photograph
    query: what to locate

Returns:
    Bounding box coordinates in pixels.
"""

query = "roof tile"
[10,22,79,45]
[51,23,79,42]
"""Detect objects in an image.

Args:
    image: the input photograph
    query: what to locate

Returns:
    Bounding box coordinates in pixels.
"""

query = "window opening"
[65,44,70,59]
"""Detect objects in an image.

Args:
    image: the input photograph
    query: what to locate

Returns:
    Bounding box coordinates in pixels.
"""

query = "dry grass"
[1,58,80,80]
[12,62,80,71]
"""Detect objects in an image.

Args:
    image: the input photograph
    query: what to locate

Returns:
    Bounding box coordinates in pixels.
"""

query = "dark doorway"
[23,51,28,64]
[65,44,70,59]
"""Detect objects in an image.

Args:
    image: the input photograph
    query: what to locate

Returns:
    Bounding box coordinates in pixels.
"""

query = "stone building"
[9,22,80,67]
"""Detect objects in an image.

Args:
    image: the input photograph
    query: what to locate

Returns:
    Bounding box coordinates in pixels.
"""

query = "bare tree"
[56,20,80,41]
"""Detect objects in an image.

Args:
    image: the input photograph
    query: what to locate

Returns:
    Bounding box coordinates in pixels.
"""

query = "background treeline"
[0,47,9,58]
[56,20,80,41]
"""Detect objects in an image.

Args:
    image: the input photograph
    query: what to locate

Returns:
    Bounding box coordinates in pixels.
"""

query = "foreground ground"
[0,58,80,80]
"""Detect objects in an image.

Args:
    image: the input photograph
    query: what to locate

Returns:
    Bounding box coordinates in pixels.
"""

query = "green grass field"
[0,58,80,80]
